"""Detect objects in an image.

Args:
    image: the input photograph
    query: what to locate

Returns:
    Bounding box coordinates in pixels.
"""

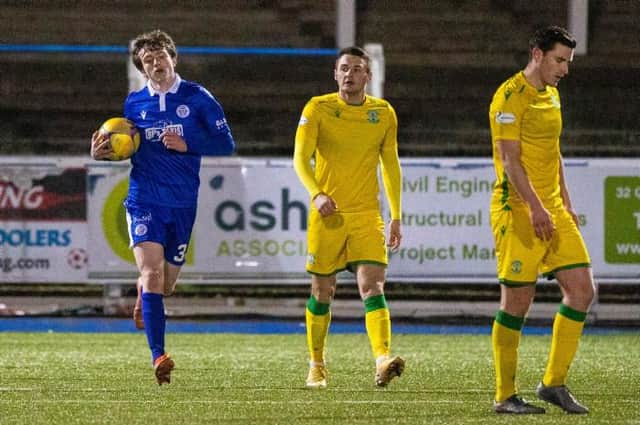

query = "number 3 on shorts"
[173,243,188,263]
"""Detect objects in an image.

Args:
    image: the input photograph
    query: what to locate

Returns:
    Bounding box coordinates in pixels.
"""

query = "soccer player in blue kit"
[91,30,235,385]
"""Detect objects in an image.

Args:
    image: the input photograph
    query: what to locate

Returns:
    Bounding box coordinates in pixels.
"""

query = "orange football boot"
[154,354,175,385]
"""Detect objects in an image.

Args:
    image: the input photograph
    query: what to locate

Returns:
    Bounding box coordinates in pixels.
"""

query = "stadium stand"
[358,0,639,156]
[0,0,638,156]
[1,1,638,324]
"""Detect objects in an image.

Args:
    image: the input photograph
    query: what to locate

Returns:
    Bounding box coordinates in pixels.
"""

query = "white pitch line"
[0,400,470,405]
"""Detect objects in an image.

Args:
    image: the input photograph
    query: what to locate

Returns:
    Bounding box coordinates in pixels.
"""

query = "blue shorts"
[124,200,196,266]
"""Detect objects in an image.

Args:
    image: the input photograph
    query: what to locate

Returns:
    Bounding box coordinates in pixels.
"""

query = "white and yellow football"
[99,117,140,161]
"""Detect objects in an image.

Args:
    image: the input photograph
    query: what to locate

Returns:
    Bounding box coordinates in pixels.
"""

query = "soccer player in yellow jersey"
[489,26,595,414]
[293,46,405,389]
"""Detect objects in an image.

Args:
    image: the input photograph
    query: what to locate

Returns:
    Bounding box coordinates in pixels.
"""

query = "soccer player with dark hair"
[90,29,235,385]
[293,46,405,389]
[489,25,595,414]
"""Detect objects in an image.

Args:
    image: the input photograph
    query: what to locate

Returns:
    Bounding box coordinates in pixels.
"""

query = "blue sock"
[142,292,166,364]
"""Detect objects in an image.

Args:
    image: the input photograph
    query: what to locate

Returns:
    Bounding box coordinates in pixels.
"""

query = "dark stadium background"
[0,0,638,324]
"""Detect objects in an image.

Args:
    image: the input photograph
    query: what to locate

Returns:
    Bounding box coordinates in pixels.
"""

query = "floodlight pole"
[336,0,356,48]
[365,43,385,99]
[568,0,589,55]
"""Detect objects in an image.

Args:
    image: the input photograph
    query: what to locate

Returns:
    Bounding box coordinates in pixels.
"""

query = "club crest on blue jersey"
[176,104,190,118]
[134,223,148,236]
[123,75,235,209]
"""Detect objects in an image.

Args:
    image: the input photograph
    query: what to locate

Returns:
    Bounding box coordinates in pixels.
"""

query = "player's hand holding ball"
[91,117,140,161]
[90,129,113,160]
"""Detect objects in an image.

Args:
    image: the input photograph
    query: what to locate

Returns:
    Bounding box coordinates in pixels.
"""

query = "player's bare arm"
[90,130,113,160]
[497,139,555,241]
[558,156,580,226]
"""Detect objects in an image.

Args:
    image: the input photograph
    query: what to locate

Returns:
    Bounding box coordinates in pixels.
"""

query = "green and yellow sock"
[305,296,331,364]
[364,295,391,359]
[492,310,525,402]
[543,304,587,387]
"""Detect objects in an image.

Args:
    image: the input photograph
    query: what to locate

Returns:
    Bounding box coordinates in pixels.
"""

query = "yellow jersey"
[489,71,564,211]
[294,92,401,218]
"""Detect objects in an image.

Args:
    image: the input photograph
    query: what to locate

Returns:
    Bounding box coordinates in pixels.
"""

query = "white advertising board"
[0,158,88,283]
[86,157,640,284]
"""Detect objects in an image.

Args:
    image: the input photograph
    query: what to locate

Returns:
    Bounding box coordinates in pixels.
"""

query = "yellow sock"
[305,296,331,363]
[364,295,391,359]
[543,304,586,387]
[492,310,525,402]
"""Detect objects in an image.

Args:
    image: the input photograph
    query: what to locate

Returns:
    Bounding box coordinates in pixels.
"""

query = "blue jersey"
[124,75,235,208]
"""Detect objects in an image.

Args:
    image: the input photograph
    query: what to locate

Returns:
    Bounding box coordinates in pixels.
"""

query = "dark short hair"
[529,25,577,53]
[336,46,370,67]
[131,30,177,72]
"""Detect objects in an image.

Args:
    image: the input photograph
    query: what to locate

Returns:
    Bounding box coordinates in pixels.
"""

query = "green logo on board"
[604,176,640,264]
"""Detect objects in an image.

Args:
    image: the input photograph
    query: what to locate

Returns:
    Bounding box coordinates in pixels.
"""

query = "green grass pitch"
[0,332,639,424]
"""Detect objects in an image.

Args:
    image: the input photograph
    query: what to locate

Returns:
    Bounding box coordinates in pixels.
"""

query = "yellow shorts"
[306,209,387,275]
[491,206,591,286]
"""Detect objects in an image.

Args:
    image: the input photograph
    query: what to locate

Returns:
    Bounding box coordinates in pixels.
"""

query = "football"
[99,117,140,161]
